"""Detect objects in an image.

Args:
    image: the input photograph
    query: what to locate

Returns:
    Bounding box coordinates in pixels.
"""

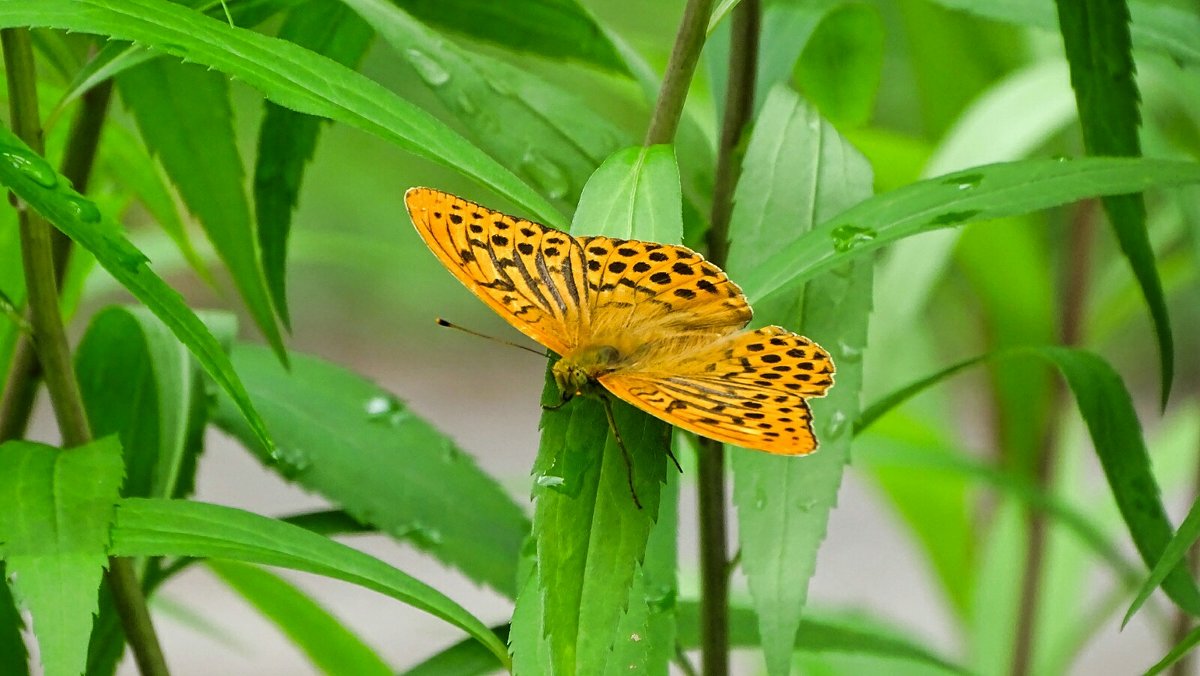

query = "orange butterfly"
[405,187,834,458]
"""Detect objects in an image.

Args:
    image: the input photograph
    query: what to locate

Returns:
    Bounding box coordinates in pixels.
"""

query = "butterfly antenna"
[435,318,545,357]
[600,395,643,510]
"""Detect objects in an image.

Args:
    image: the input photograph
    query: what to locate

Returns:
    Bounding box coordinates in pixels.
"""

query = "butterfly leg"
[600,394,643,510]
[665,446,683,474]
[541,389,574,411]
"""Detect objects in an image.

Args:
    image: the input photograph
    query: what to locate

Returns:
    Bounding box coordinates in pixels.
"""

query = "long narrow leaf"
[740,158,1200,306]
[0,0,562,225]
[856,346,1200,616]
[0,125,273,452]
[1055,0,1171,405]
[108,498,510,667]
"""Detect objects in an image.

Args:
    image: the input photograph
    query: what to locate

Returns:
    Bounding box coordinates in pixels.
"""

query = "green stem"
[0,80,112,442]
[643,0,717,146]
[2,28,90,447]
[696,3,760,675]
[1,29,170,676]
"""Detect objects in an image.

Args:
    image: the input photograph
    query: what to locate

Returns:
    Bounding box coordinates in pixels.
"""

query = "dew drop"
[520,149,570,200]
[830,224,877,253]
[270,446,311,478]
[440,438,463,463]
[837,339,862,363]
[115,245,150,270]
[365,393,404,422]
[535,474,565,488]
[410,524,444,547]
[1,148,57,188]
[63,195,101,223]
[940,172,982,190]
[630,633,641,642]
[454,91,476,115]
[404,49,451,87]
[824,410,848,439]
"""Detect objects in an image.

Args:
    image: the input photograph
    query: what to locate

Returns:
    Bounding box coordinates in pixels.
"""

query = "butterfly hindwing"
[600,327,834,454]
[405,187,585,355]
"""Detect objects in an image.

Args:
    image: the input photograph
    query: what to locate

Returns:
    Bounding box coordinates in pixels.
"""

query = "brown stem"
[2,30,169,676]
[1010,202,1095,676]
[643,0,718,146]
[0,77,112,442]
[695,3,760,675]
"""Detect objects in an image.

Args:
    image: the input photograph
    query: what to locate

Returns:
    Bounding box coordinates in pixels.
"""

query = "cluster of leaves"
[0,0,1199,675]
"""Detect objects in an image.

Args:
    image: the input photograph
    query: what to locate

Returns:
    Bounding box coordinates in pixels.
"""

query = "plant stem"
[0,77,112,442]
[695,3,760,675]
[1009,203,1095,676]
[2,29,170,676]
[2,28,90,447]
[643,0,717,146]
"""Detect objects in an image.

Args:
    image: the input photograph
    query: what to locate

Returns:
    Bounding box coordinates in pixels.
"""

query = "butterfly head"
[552,345,621,398]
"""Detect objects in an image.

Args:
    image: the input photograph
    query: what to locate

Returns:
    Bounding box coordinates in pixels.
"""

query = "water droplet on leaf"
[535,474,565,488]
[270,446,311,478]
[63,195,101,223]
[837,339,862,363]
[520,150,570,200]
[404,49,450,87]
[1,148,57,188]
[830,225,876,253]
[824,410,848,439]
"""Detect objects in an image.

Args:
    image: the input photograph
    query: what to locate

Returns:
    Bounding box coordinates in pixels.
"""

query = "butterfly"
[405,187,835,460]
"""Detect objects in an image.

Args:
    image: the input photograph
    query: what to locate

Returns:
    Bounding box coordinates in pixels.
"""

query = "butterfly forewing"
[577,236,753,347]
[600,327,834,454]
[405,188,585,355]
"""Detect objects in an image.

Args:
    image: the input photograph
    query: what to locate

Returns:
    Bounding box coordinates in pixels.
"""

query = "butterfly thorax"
[553,344,622,397]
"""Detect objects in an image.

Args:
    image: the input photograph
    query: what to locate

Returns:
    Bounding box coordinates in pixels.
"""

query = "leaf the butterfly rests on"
[405,187,835,454]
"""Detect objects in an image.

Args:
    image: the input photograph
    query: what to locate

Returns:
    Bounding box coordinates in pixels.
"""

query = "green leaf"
[207,560,392,676]
[339,0,630,210]
[402,624,509,676]
[872,59,1075,332]
[605,471,679,675]
[570,145,683,242]
[254,0,373,329]
[1130,486,1200,624]
[395,0,628,75]
[0,563,27,676]
[526,146,680,675]
[210,345,529,597]
[794,2,884,126]
[928,0,1200,66]
[117,58,287,362]
[1057,0,1172,407]
[0,0,562,225]
[856,347,1200,618]
[75,305,213,500]
[98,120,210,285]
[0,123,273,455]
[1144,621,1200,676]
[0,437,125,676]
[740,157,1200,306]
[726,86,874,676]
[675,603,969,674]
[109,498,510,667]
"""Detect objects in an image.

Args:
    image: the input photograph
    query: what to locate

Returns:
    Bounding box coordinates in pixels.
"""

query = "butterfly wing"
[599,326,835,454]
[576,236,753,354]
[405,187,589,355]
